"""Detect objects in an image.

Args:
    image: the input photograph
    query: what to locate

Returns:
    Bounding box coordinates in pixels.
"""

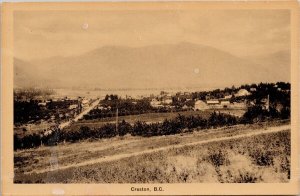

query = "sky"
[14,9,290,61]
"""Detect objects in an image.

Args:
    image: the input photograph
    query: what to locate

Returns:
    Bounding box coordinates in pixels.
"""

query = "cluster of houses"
[194,89,252,111]
[15,96,94,135]
[33,96,92,110]
[150,98,173,108]
[150,91,174,108]
[194,99,247,111]
[148,88,254,111]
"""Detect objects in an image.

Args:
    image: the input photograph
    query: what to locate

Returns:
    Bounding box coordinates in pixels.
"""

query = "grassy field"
[14,122,290,183]
[64,110,212,131]
[65,109,245,132]
[14,109,245,136]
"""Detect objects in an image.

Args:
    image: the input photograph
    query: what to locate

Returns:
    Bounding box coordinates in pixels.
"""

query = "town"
[14,81,290,149]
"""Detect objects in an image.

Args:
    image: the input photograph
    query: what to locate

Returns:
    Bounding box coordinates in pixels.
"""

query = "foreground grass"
[14,127,290,183]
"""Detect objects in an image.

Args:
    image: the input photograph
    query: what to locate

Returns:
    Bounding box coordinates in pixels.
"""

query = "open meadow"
[14,121,290,183]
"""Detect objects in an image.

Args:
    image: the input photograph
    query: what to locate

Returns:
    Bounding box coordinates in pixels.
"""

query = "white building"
[69,104,78,110]
[224,95,232,99]
[38,102,47,107]
[235,89,251,97]
[206,100,220,105]
[250,87,257,92]
[194,100,209,111]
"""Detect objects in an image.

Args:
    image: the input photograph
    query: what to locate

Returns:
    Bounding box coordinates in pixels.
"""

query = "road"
[24,123,290,174]
[58,99,100,130]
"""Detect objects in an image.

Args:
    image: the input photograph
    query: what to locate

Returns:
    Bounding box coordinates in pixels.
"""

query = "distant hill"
[14,42,290,89]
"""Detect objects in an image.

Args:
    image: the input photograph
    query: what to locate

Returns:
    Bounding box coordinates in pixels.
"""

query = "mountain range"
[14,42,290,90]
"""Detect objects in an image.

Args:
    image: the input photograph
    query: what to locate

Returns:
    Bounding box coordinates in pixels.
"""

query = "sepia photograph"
[1,1,299,195]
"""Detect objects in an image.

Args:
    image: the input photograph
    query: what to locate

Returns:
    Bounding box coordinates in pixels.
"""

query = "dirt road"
[58,99,100,129]
[24,124,290,175]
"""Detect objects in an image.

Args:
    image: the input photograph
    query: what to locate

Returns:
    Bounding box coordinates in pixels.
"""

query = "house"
[224,95,232,99]
[69,104,78,110]
[97,106,104,110]
[38,102,47,107]
[206,99,222,109]
[35,96,46,102]
[51,95,61,102]
[81,99,89,108]
[235,89,251,97]
[206,100,219,105]
[194,100,209,111]
[220,100,231,108]
[162,98,172,105]
[182,105,189,110]
[150,99,163,108]
[250,88,257,92]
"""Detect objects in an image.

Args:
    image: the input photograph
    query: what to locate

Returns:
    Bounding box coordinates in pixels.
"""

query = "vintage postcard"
[1,1,299,195]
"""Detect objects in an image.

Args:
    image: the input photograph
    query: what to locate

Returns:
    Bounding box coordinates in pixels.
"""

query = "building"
[224,95,232,99]
[182,105,189,110]
[194,100,209,111]
[69,104,78,110]
[97,106,104,110]
[235,89,251,97]
[207,100,223,109]
[150,99,163,108]
[38,102,47,107]
[162,99,172,105]
[81,99,89,108]
[220,100,231,108]
[250,87,257,92]
[206,100,220,105]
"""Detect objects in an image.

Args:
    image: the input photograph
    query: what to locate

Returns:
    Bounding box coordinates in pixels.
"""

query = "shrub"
[132,121,149,136]
[207,150,229,167]
[118,120,132,136]
[14,111,241,150]
[250,150,273,166]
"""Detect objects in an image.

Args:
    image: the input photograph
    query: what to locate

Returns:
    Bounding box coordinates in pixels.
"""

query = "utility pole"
[266,94,270,112]
[116,108,119,134]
